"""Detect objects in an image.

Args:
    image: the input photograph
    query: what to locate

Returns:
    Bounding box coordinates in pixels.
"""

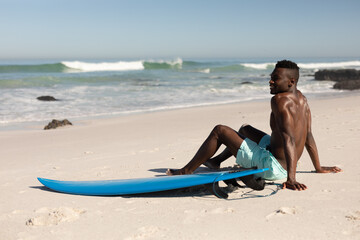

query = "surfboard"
[37,168,268,197]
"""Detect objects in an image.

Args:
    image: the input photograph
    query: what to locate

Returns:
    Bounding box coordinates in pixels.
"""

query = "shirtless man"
[166,60,341,191]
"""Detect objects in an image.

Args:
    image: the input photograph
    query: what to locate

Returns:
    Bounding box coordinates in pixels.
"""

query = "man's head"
[275,60,300,82]
[269,60,300,94]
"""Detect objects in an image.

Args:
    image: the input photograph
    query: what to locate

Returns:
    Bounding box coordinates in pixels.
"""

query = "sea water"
[0,58,359,129]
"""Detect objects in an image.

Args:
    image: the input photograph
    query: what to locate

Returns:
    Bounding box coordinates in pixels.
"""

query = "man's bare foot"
[166,169,185,176]
[203,159,220,170]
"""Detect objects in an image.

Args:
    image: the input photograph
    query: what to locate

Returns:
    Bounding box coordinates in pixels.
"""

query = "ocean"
[1,58,359,129]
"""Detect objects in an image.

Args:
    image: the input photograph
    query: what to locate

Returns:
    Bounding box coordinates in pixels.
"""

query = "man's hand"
[316,166,342,173]
[282,180,307,191]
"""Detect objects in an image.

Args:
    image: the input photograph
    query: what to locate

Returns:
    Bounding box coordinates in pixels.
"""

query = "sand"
[1,93,360,240]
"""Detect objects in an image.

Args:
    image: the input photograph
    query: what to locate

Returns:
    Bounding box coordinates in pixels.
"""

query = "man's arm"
[271,96,307,191]
[305,107,342,173]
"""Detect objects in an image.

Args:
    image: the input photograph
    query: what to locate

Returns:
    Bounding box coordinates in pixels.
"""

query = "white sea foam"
[145,58,183,69]
[147,58,183,66]
[61,58,183,72]
[198,68,210,73]
[242,61,360,70]
[62,61,144,72]
[242,63,274,70]
[298,61,360,69]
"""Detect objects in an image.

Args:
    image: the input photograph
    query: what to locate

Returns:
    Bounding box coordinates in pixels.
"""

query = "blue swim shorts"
[236,135,287,180]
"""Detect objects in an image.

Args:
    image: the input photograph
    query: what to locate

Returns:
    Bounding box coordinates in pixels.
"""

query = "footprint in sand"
[266,206,298,220]
[345,211,360,221]
[183,208,235,224]
[210,207,235,214]
[26,207,86,226]
[124,226,167,240]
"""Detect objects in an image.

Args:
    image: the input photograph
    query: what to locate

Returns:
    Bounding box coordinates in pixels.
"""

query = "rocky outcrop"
[44,119,72,130]
[314,69,360,90]
[333,80,360,90]
[315,69,360,81]
[37,96,58,101]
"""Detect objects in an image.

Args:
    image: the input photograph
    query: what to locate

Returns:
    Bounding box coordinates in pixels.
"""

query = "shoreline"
[2,89,360,132]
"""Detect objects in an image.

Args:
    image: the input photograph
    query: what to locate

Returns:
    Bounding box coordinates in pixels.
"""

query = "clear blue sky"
[1,0,360,60]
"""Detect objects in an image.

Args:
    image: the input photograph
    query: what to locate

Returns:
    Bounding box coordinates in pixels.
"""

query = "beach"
[1,93,359,240]
[2,0,360,238]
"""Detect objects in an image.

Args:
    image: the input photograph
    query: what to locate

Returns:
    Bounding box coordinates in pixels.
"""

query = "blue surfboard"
[37,168,268,196]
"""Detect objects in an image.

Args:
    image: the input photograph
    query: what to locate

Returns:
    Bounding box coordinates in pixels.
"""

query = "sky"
[1,0,360,60]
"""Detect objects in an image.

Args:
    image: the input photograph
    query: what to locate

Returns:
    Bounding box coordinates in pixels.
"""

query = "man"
[166,60,341,191]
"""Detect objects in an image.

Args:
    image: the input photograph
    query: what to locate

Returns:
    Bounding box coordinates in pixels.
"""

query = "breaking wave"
[0,59,183,73]
[1,59,359,73]
[298,61,360,69]
[62,60,144,72]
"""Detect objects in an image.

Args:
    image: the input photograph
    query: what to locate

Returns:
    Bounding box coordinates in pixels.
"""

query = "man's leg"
[166,125,244,175]
[239,124,267,143]
[204,124,267,169]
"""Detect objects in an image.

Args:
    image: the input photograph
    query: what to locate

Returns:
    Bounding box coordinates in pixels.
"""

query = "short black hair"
[275,60,300,81]
[275,60,299,70]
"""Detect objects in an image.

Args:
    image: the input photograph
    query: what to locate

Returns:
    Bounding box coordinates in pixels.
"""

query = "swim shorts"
[236,135,287,180]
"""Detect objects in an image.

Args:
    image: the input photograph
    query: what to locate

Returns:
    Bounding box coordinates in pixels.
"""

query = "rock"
[314,69,360,81]
[44,119,72,130]
[240,81,253,85]
[314,69,360,90]
[37,96,58,101]
[333,80,360,90]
